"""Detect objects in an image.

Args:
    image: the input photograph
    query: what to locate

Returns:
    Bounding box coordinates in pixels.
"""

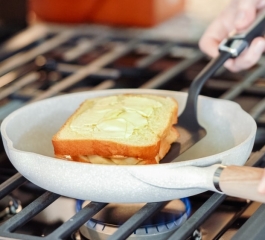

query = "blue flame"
[181,197,191,217]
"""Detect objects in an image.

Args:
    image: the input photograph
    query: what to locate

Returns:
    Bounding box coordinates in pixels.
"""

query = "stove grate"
[0,173,26,198]
[0,26,265,240]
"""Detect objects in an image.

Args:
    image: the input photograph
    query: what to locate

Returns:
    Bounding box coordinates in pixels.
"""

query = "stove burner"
[76,199,190,240]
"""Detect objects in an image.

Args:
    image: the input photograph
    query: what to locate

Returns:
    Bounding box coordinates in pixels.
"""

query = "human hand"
[199,0,265,72]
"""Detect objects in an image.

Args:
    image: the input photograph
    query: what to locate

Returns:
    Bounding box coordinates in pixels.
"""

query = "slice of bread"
[52,94,179,164]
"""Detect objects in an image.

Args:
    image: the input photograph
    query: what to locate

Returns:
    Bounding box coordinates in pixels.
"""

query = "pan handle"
[216,165,265,203]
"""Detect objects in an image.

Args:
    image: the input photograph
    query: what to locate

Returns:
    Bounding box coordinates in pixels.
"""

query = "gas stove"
[0,24,265,240]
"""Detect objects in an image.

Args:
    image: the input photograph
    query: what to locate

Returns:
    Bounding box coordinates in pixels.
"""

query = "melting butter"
[70,96,162,138]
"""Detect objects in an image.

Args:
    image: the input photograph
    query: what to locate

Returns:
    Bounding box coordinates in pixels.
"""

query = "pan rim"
[1,88,257,170]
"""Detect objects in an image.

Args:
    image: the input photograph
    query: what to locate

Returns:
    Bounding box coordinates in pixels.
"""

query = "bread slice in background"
[52,94,179,164]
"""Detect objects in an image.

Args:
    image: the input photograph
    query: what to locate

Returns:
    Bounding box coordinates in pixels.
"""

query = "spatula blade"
[160,126,206,163]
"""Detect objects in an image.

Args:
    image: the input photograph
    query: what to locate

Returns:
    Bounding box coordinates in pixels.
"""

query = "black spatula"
[162,9,265,163]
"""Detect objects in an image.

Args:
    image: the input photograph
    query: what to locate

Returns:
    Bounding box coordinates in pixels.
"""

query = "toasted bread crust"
[53,126,179,163]
[52,137,160,160]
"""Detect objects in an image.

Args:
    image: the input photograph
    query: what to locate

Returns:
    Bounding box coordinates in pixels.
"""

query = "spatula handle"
[181,8,265,126]
[179,51,231,128]
[219,8,265,57]
[218,165,265,203]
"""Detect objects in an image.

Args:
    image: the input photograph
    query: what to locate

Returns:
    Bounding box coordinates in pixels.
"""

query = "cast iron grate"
[0,26,265,239]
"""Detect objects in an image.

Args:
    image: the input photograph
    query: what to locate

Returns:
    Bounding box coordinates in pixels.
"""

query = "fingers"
[198,25,217,58]
[224,37,265,72]
[234,0,261,30]
[199,0,265,72]
[199,6,237,58]
[258,168,265,194]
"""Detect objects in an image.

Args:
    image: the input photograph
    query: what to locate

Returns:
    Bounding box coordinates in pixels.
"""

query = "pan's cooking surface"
[0,24,265,239]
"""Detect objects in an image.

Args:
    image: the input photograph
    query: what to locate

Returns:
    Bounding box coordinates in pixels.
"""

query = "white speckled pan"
[1,89,256,203]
